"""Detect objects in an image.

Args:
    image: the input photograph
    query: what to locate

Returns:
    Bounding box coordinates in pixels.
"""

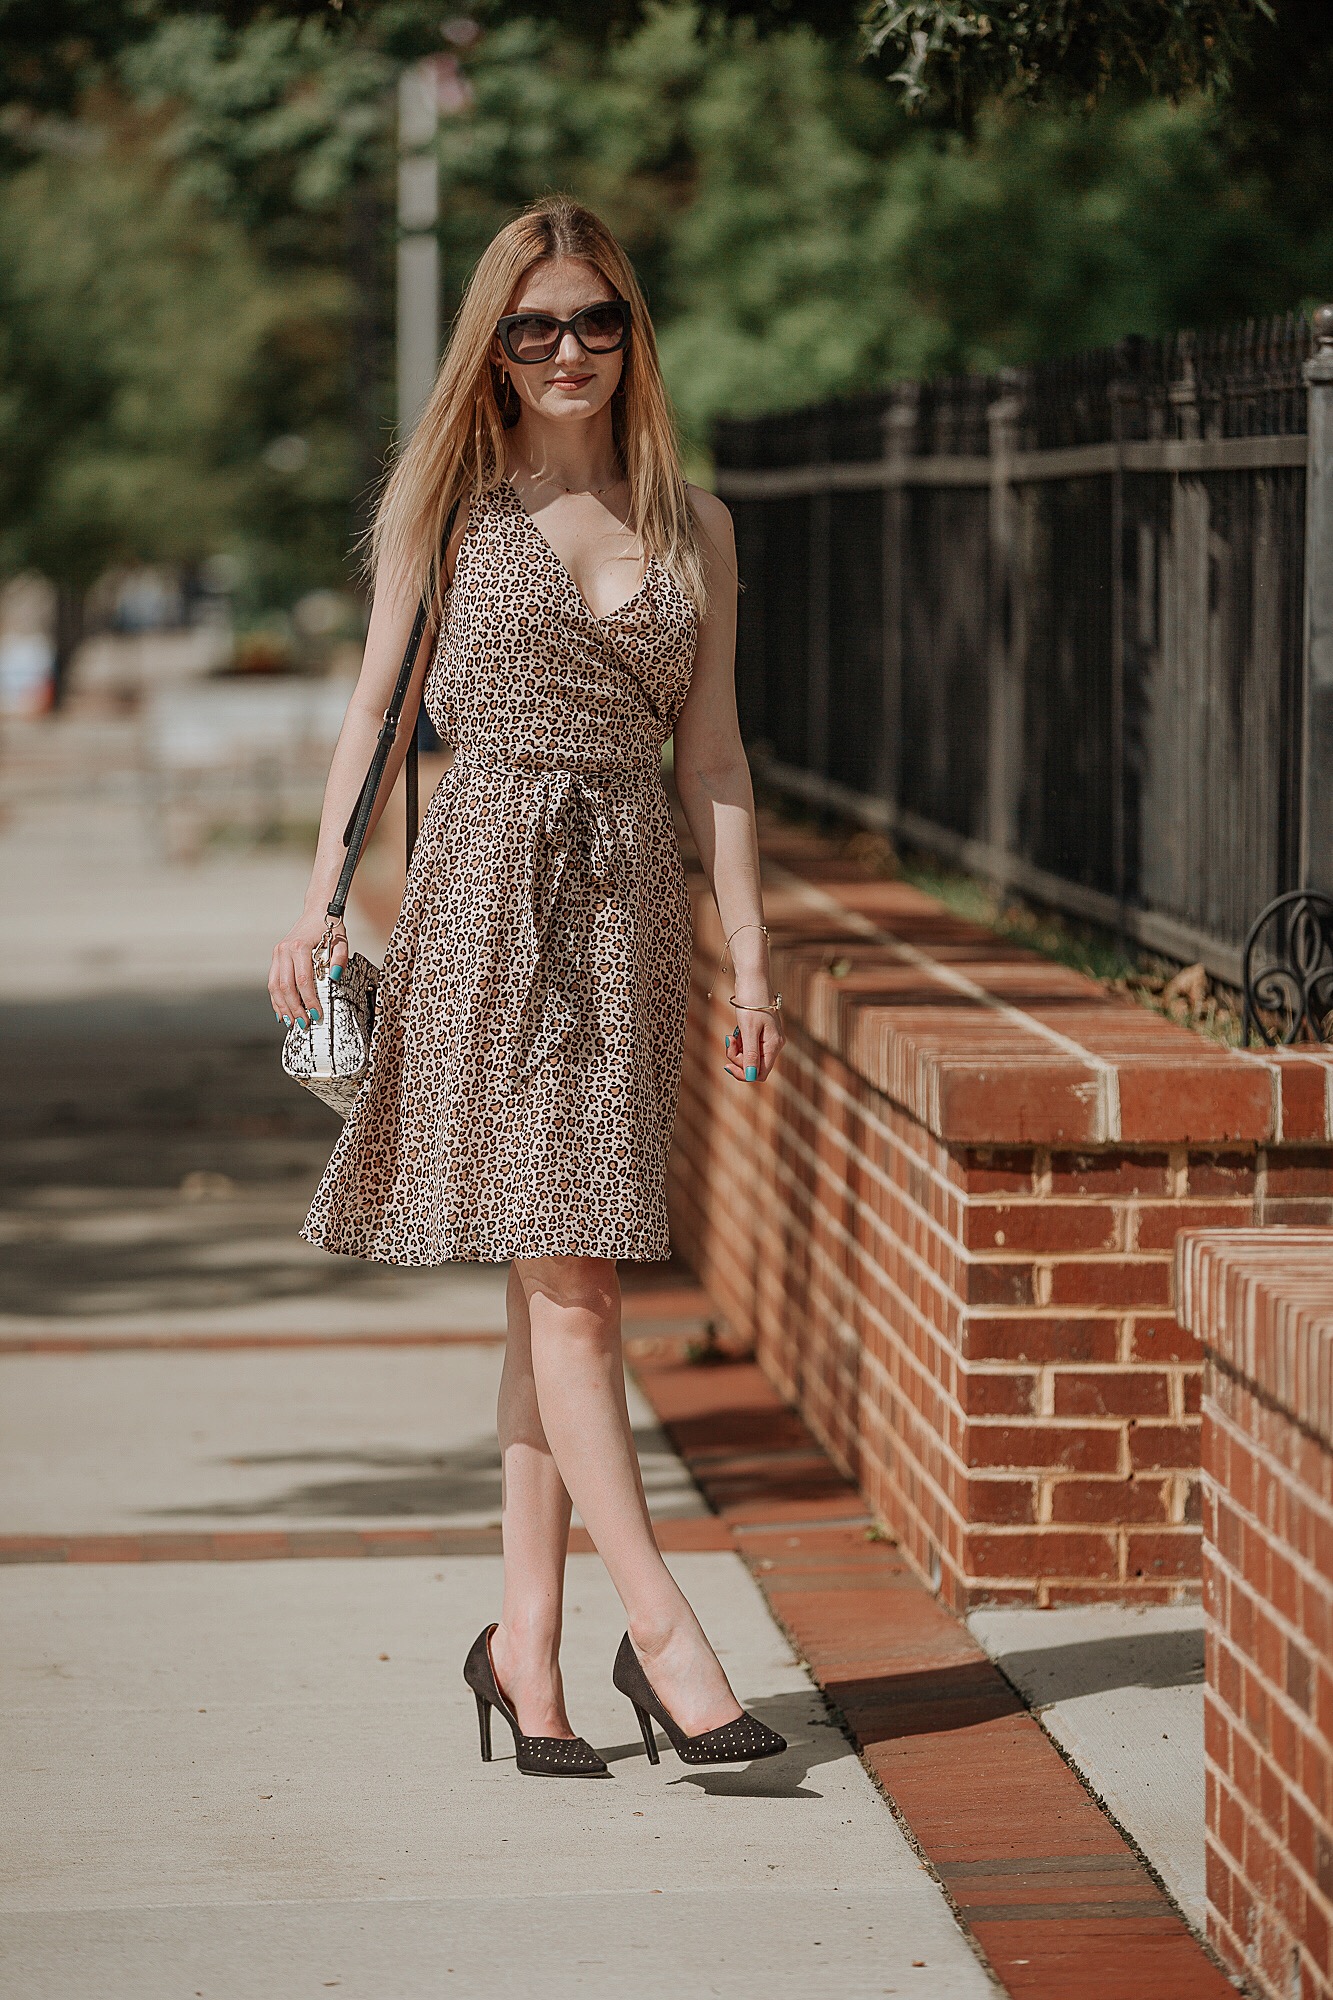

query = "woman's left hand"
[724,1003,784,1084]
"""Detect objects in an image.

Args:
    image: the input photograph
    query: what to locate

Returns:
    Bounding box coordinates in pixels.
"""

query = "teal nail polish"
[746,1065,758,1082]
[309,1008,321,1024]
[722,1033,729,1052]
[329,965,343,984]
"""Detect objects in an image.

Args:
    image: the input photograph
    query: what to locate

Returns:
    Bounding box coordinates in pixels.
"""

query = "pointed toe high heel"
[612,1633,787,1766]
[463,1625,610,1778]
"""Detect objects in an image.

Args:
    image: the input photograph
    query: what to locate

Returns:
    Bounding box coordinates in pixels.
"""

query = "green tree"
[121,12,401,566]
[0,132,265,678]
[0,103,364,670]
[864,2,1276,117]
[6,0,1331,669]
[867,93,1287,376]
[655,24,905,428]
[861,2,1333,298]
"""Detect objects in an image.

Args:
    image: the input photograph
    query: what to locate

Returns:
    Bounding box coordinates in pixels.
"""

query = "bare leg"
[515,1253,742,1736]
[488,1265,578,1738]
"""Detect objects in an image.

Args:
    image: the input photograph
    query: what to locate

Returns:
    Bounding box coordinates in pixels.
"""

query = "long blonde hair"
[369,196,706,616]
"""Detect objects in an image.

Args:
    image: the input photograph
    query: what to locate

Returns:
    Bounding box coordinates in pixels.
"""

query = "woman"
[269,197,785,1776]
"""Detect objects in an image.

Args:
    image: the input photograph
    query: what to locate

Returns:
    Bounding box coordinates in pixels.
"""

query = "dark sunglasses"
[495,299,631,366]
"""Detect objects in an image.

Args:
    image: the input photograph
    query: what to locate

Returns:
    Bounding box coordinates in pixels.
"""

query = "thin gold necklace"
[517,466,623,499]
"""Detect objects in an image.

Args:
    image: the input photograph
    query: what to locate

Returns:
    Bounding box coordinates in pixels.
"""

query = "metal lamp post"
[396,62,441,443]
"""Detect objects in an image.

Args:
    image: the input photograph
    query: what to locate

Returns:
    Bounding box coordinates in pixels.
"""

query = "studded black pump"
[463,1625,610,1777]
[612,1632,787,1766]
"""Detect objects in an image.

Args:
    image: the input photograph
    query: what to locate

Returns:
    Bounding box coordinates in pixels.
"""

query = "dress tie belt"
[450,750,655,1083]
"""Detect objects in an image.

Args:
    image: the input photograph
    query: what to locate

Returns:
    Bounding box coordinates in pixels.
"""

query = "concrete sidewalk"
[0,1306,995,2000]
[0,1344,707,1535]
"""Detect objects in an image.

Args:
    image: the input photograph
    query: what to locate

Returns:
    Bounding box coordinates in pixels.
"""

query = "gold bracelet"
[707,921,772,1001]
[729,993,782,1014]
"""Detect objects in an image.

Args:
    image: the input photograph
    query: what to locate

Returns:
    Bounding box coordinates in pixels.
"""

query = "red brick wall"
[1179,1231,1333,2000]
[668,826,1333,1609]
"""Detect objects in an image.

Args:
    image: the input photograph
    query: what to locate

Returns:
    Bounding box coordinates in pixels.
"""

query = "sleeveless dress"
[300,478,699,1265]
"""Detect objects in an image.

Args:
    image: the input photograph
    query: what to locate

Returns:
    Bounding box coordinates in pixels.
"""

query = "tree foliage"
[0,0,862,147]
[122,15,397,233]
[0,1,439,135]
[0,112,356,608]
[863,2,1276,118]
[870,94,1285,376]
[3,0,1332,623]
[417,10,1303,422]
[0,137,268,587]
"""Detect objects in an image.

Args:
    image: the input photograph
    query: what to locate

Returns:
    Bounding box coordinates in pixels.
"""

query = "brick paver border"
[0,1331,509,1355]
[0,1518,736,1563]
[0,1280,713,1357]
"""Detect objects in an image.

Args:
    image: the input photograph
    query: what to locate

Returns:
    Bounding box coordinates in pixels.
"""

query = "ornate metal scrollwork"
[1242,891,1333,1046]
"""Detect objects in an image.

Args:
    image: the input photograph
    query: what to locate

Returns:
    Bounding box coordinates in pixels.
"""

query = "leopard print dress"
[301,477,698,1265]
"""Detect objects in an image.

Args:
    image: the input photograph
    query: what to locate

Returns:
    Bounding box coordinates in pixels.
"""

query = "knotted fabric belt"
[451,749,656,1083]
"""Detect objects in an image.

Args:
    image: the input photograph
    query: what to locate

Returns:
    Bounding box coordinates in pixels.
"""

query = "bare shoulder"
[686,485,737,605]
[686,483,734,549]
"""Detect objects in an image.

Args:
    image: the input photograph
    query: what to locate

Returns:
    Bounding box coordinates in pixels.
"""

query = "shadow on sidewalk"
[988,1627,1205,1704]
[0,989,371,1321]
[139,1424,683,1523]
[599,1688,847,1800]
[147,1436,504,1520]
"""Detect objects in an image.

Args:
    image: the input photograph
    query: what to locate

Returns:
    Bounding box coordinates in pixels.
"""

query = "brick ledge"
[698,822,1333,1148]
[1177,1226,1333,1446]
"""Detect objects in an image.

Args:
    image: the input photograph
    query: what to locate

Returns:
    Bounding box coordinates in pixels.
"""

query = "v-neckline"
[500,476,651,625]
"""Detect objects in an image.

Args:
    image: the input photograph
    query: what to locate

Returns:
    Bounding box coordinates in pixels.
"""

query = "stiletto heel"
[463,1625,610,1778]
[475,1688,493,1762]
[613,1633,787,1766]
[631,1699,661,1765]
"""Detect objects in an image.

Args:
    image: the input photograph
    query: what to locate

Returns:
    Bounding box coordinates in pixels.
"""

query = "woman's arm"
[268,510,467,1028]
[672,488,784,1085]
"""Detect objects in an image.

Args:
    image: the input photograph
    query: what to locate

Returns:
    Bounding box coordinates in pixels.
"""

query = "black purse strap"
[326,507,457,926]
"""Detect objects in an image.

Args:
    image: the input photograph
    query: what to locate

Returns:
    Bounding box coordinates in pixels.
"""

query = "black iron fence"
[715,313,1333,984]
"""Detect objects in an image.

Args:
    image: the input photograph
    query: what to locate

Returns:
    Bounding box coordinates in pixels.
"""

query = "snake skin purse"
[281,948,380,1117]
[281,516,454,1118]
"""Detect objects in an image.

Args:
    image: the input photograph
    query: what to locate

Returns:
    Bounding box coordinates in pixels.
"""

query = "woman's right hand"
[269,911,348,1030]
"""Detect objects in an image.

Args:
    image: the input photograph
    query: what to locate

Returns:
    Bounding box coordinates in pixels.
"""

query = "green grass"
[897,856,1246,1048]
[899,859,1141,984]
